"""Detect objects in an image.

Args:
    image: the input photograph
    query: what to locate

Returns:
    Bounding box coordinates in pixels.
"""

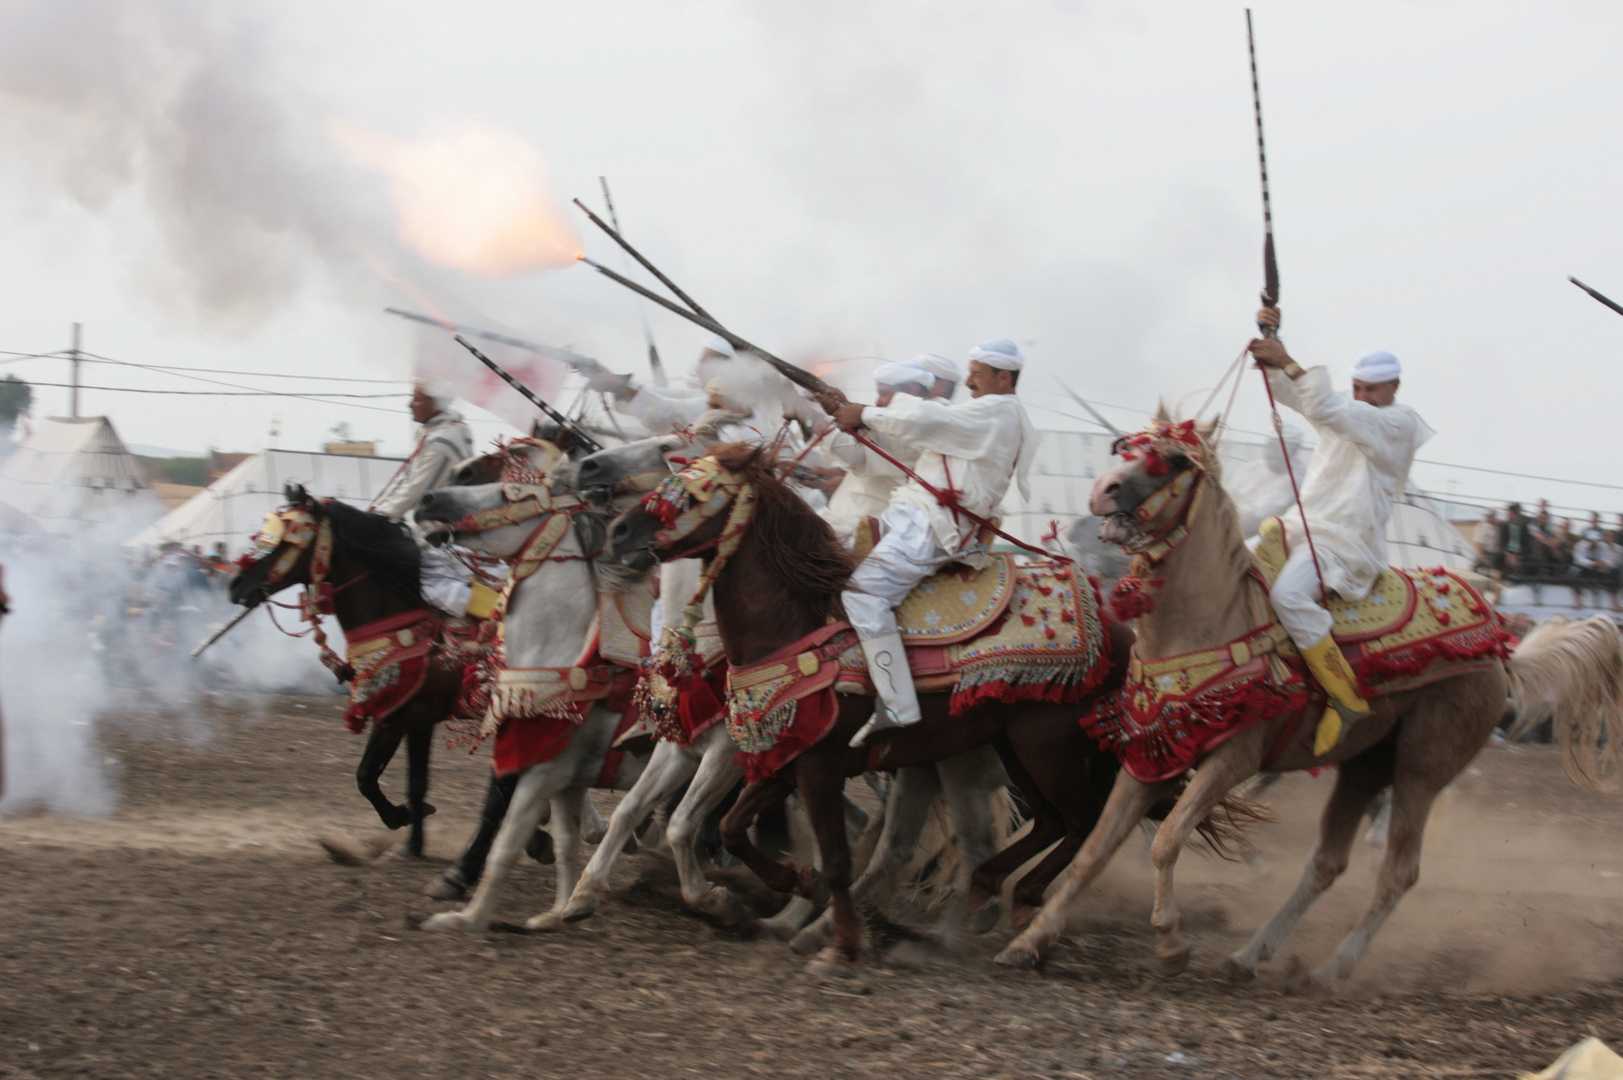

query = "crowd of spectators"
[1472,499,1623,610]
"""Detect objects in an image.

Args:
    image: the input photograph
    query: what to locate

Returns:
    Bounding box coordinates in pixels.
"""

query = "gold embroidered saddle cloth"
[836,558,1111,716]
[1251,516,1511,693]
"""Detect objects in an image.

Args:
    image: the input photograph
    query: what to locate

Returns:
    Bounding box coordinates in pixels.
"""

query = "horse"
[412,440,669,933]
[602,442,1150,974]
[992,415,1623,987]
[561,431,1037,948]
[229,485,468,858]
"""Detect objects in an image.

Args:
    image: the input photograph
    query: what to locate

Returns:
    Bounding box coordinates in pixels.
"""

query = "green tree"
[0,375,31,427]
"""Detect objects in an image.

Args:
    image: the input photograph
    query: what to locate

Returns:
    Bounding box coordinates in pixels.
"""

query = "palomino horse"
[994,416,1623,987]
[562,431,1031,947]
[229,485,471,857]
[603,443,1143,974]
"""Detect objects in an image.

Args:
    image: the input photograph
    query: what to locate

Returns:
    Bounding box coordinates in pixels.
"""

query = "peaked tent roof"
[123,448,406,556]
[0,416,165,534]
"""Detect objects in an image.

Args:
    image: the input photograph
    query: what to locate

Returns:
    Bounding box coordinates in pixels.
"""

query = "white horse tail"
[1506,614,1623,792]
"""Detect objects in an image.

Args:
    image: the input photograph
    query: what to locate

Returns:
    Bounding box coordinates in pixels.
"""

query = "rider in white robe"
[1250,308,1434,753]
[374,380,483,618]
[818,360,932,543]
[821,340,1038,747]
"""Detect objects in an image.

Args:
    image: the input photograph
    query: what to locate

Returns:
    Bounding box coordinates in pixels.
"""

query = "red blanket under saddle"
[340,610,441,735]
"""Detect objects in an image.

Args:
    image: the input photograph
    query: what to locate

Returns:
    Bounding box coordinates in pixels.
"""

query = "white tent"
[123,449,405,557]
[0,416,165,535]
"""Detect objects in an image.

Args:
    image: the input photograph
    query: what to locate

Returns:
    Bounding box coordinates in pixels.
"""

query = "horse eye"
[1166,454,1190,470]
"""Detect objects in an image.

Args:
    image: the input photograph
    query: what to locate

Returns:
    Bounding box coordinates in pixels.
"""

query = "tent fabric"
[123,449,405,557]
[0,416,164,534]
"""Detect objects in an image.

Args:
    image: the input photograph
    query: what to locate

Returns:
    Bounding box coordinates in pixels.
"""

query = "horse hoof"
[425,873,467,901]
[420,911,479,934]
[1156,944,1192,976]
[381,805,412,831]
[525,912,567,933]
[419,801,437,818]
[525,830,555,865]
[789,921,832,955]
[804,947,860,979]
[966,898,1001,936]
[700,887,749,927]
[993,943,1042,970]
[1221,955,1257,983]
[560,895,599,923]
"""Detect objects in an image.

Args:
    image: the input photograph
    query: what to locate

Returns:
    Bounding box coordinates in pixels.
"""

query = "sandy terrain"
[1,691,1620,1079]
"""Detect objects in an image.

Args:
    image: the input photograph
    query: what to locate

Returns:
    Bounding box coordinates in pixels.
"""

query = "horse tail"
[1144,786,1278,860]
[1506,614,1623,793]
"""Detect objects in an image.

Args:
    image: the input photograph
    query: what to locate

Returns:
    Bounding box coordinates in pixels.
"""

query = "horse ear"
[1196,416,1219,442]
[284,482,310,506]
[1153,400,1172,423]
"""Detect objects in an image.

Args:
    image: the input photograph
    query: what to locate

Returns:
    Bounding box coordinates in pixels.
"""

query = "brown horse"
[993,415,1623,987]
[604,443,1150,973]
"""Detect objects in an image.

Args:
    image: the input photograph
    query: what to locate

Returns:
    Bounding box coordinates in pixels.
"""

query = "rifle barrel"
[576,257,832,396]
[1246,8,1280,334]
[452,336,605,454]
[597,178,668,387]
[1570,277,1623,319]
[572,199,717,324]
[190,604,255,659]
[384,308,599,370]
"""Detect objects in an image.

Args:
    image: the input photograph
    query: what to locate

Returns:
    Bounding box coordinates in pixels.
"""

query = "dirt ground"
[2,691,1621,1080]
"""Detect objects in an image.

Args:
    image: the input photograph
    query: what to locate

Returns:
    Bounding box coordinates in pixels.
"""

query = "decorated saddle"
[1083,517,1516,783]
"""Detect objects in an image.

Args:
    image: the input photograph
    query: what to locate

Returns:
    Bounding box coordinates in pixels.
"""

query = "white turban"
[967,338,1025,371]
[414,377,456,409]
[872,360,934,392]
[701,335,735,358]
[1351,350,1401,383]
[915,353,959,384]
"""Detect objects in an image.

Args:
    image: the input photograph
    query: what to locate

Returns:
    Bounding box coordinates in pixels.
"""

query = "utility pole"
[69,322,82,419]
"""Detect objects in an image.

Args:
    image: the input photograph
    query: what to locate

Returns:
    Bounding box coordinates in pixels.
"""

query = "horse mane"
[710,441,854,621]
[321,499,423,603]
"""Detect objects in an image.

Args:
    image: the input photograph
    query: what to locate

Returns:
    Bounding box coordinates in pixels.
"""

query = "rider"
[587,336,738,434]
[818,360,932,542]
[915,352,961,401]
[1249,307,1434,754]
[821,339,1037,747]
[374,378,488,619]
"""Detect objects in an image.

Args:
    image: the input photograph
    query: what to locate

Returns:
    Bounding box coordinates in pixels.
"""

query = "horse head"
[605,445,760,575]
[1090,414,1218,549]
[228,484,326,606]
[569,408,755,505]
[417,436,574,559]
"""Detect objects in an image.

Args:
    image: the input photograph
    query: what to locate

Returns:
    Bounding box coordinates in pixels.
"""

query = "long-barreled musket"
[191,605,255,659]
[597,178,667,387]
[1570,277,1623,319]
[453,336,605,454]
[1247,8,1279,338]
[384,308,603,372]
[1053,379,1123,438]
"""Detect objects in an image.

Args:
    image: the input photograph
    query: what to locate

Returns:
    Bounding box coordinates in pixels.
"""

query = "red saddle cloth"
[1082,567,1516,783]
[339,609,442,735]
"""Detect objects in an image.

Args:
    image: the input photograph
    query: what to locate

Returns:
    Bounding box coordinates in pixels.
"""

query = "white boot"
[849,632,921,748]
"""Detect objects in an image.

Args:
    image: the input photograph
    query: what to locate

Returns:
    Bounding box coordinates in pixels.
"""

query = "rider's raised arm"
[1267,366,1429,468]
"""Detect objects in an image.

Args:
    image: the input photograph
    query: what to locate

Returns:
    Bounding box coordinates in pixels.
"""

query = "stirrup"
[848,704,907,748]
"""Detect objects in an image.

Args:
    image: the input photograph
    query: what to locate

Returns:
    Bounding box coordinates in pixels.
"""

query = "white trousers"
[842,503,949,640]
[1270,545,1334,649]
[419,545,472,618]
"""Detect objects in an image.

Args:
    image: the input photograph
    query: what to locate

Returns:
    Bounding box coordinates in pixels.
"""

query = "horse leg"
[970,740,1067,925]
[421,765,552,933]
[933,749,1006,943]
[996,771,1168,969]
[559,740,700,924]
[428,771,517,900]
[1224,749,1391,981]
[790,764,942,955]
[356,724,409,829]
[718,777,801,895]
[665,735,751,926]
[530,787,585,927]
[1146,746,1261,975]
[403,720,433,858]
[794,753,863,974]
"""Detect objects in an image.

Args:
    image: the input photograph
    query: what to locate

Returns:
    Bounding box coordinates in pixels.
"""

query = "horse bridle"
[634,456,758,627]
[1103,420,1209,564]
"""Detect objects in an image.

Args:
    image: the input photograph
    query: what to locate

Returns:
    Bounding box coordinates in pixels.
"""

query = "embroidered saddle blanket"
[341,610,495,735]
[1083,521,1515,783]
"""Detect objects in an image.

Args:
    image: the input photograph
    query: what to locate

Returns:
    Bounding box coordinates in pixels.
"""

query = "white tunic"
[622,382,710,434]
[374,410,473,524]
[818,426,917,541]
[1267,366,1434,599]
[861,393,1037,555]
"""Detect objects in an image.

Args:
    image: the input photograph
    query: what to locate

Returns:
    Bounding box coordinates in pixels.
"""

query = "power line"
[75,352,405,384]
[19,381,407,399]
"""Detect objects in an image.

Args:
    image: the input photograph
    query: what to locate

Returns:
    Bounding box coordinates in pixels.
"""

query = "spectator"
[1604,529,1623,612]
[1498,503,1532,578]
[1473,508,1501,575]
[1570,527,1608,609]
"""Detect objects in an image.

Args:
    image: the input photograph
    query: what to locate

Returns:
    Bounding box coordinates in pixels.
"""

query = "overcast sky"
[0,1,1619,513]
